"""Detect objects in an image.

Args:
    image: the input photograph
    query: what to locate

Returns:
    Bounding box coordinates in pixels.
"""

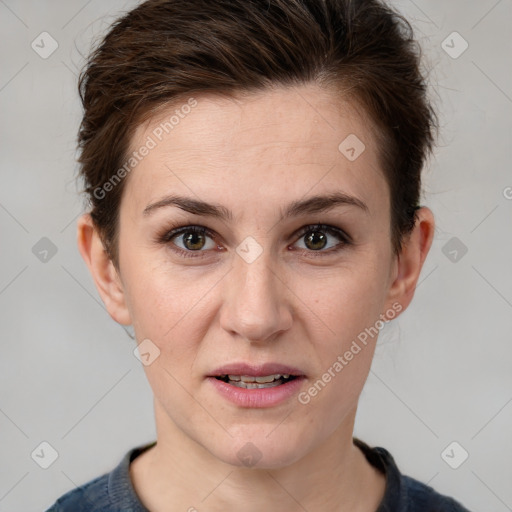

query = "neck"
[130,400,385,512]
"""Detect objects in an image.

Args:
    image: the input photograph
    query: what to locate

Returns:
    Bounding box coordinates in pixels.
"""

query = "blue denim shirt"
[46,438,472,511]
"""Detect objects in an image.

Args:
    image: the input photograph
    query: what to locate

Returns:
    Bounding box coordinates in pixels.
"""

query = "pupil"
[184,232,205,250]
[305,231,326,250]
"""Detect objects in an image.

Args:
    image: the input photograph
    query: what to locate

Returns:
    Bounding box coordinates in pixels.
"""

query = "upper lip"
[208,362,305,377]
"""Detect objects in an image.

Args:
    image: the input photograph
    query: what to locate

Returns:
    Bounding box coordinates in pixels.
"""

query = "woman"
[47,0,472,510]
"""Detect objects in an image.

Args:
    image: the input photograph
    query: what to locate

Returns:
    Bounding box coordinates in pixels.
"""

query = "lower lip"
[206,377,305,408]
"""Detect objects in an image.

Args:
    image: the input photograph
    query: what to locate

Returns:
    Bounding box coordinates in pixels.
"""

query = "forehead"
[123,84,387,216]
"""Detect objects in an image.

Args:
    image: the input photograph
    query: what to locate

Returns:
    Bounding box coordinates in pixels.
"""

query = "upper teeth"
[228,374,290,383]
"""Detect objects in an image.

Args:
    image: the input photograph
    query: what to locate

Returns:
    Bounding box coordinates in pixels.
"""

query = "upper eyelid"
[295,223,348,237]
[161,224,215,240]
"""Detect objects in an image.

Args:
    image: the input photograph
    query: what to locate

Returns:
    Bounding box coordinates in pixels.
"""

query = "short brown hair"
[78,0,437,265]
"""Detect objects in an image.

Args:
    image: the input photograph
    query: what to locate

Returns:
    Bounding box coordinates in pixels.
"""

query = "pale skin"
[77,84,435,512]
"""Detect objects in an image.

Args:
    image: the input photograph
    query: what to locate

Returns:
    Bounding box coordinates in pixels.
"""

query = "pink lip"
[206,362,306,408]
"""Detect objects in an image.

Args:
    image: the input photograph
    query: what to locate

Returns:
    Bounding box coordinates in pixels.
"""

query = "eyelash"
[156,223,351,259]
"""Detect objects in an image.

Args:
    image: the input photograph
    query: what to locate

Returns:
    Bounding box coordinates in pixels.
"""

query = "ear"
[384,207,435,314]
[77,214,132,325]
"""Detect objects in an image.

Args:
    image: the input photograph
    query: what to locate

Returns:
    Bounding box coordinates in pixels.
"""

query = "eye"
[292,224,350,253]
[157,223,350,259]
[160,225,219,256]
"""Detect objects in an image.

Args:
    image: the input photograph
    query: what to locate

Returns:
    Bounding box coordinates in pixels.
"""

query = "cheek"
[125,265,216,417]
[123,251,216,342]
[293,272,385,436]
[294,259,389,345]
[292,257,389,400]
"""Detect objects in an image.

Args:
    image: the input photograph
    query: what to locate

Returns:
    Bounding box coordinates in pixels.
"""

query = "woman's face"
[112,85,403,467]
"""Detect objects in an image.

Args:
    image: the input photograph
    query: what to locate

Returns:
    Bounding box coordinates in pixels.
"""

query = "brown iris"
[304,231,327,250]
[183,231,207,250]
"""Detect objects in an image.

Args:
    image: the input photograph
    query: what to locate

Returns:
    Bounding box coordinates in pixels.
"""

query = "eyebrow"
[142,192,369,220]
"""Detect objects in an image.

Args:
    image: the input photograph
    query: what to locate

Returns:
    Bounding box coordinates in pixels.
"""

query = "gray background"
[1,1,511,510]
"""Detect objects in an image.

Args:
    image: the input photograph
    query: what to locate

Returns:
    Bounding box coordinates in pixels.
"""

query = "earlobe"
[385,207,435,313]
[76,214,132,325]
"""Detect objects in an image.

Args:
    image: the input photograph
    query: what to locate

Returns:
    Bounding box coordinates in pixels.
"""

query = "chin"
[205,425,312,470]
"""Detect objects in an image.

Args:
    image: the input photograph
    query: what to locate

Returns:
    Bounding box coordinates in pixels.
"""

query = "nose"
[219,250,293,343]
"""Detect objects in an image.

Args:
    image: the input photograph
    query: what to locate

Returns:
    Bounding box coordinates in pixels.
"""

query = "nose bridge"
[220,246,291,342]
[239,251,275,302]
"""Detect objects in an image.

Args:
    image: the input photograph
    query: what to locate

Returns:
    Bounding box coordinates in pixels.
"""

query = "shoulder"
[45,442,155,512]
[353,438,472,512]
[401,474,472,512]
[45,473,111,511]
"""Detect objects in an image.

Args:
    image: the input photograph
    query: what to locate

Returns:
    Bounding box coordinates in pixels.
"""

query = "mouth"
[207,364,305,407]
[213,373,298,389]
